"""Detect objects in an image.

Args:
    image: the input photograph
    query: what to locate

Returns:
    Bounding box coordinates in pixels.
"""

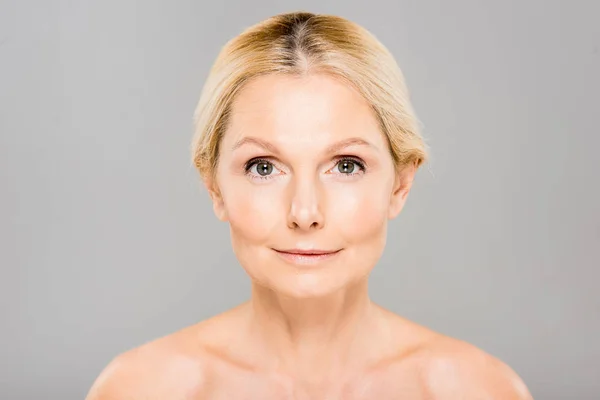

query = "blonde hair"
[192,11,428,180]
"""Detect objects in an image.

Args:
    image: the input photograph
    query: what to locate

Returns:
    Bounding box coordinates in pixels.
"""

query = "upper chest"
[202,360,430,400]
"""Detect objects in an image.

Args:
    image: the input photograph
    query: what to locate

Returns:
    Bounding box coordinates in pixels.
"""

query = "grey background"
[1,0,598,399]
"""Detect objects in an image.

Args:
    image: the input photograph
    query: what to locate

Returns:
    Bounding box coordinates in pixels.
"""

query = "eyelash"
[244,157,367,181]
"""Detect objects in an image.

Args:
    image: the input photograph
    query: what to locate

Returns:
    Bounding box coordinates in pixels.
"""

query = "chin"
[275,279,343,298]
[256,268,358,299]
[240,248,373,298]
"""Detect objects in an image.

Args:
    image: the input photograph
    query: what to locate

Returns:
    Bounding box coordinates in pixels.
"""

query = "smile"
[272,248,342,265]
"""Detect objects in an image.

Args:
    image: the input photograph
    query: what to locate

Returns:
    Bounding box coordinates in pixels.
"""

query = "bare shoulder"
[85,306,248,400]
[85,328,211,399]
[87,308,247,400]
[416,335,533,399]
[375,309,532,399]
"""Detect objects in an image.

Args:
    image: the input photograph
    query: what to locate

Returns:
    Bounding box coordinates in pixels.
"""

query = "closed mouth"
[271,248,342,265]
[273,249,341,255]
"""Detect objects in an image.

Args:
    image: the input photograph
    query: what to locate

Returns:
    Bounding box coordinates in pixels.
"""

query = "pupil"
[258,162,272,176]
[339,161,355,174]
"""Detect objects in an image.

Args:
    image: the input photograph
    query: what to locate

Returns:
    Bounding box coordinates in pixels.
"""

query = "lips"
[272,248,342,265]
[276,249,339,255]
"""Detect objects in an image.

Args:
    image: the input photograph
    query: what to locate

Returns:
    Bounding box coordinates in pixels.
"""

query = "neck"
[245,279,390,377]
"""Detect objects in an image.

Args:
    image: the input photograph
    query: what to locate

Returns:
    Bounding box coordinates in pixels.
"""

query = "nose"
[287,174,325,231]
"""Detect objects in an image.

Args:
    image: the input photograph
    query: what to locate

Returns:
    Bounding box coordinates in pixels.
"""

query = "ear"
[388,161,417,220]
[204,176,228,222]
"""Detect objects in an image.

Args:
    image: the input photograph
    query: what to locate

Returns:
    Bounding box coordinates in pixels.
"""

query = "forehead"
[224,73,384,147]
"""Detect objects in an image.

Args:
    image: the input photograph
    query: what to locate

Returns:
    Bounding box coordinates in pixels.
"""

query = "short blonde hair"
[192,11,428,180]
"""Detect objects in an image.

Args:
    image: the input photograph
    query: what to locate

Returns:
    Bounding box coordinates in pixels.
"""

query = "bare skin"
[86,73,533,399]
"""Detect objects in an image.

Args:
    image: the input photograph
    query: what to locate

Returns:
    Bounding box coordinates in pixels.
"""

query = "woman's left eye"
[331,158,366,175]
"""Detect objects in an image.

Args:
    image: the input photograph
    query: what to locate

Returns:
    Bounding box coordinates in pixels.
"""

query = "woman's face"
[209,73,415,298]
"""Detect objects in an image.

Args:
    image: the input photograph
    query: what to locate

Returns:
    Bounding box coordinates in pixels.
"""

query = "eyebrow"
[231,137,280,154]
[231,136,378,154]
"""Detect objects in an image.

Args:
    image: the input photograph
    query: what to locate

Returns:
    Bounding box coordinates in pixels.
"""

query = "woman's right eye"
[245,159,282,179]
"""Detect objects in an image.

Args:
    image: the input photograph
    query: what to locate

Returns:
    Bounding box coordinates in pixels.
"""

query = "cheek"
[223,182,284,245]
[329,180,390,242]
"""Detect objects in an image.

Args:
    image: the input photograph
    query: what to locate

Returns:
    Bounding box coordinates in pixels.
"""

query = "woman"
[87,11,532,399]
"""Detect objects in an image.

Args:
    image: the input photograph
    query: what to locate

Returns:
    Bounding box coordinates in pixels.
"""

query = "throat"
[244,280,392,376]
